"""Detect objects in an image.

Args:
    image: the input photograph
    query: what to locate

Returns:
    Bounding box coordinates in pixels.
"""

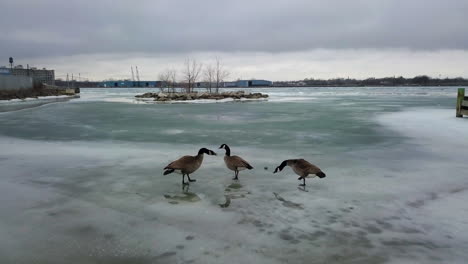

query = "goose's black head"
[198,148,216,156]
[273,160,289,173]
[218,144,231,156]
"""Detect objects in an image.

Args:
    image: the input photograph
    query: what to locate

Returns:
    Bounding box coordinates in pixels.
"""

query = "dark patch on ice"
[399,227,423,234]
[203,250,221,258]
[407,192,440,208]
[381,239,439,250]
[407,200,425,208]
[219,195,231,208]
[312,230,327,238]
[430,255,443,261]
[83,256,174,264]
[450,187,468,194]
[164,192,201,203]
[224,184,250,200]
[340,207,354,213]
[237,217,270,231]
[327,214,340,224]
[47,208,79,217]
[157,251,177,259]
[273,192,303,209]
[278,230,300,244]
[384,215,401,221]
[185,235,195,240]
[296,230,328,242]
[295,228,374,251]
[103,233,115,240]
[375,220,393,229]
[324,254,386,264]
[228,183,242,189]
[128,220,138,227]
[29,196,69,210]
[29,179,52,186]
[365,224,382,234]
[68,224,97,236]
[252,219,264,227]
[176,245,185,250]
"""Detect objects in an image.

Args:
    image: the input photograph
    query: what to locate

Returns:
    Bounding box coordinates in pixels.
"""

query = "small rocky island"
[135,91,268,102]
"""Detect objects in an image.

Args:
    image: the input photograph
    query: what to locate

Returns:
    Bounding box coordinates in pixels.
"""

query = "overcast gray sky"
[1,0,467,81]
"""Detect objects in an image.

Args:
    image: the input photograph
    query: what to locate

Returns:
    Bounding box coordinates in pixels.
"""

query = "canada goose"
[219,144,253,180]
[273,159,326,186]
[163,148,216,185]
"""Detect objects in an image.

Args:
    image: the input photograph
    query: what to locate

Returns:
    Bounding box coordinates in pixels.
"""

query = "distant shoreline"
[79,84,467,89]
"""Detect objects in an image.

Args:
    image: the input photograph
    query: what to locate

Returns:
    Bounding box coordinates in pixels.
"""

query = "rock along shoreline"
[0,87,79,101]
[135,91,268,102]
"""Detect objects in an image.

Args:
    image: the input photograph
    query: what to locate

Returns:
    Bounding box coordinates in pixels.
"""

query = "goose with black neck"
[219,144,253,180]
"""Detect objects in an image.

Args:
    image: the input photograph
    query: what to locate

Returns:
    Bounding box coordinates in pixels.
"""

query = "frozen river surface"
[0,87,467,263]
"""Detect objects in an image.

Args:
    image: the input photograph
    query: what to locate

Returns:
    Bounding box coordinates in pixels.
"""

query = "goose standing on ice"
[273,159,326,186]
[163,148,216,185]
[219,144,253,180]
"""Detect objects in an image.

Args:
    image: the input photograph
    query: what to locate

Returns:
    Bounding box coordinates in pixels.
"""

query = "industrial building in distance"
[224,79,273,87]
[100,80,160,88]
[98,79,273,88]
[0,65,55,86]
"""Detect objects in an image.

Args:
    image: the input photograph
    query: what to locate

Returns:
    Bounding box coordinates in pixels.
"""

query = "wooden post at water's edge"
[456,88,465,118]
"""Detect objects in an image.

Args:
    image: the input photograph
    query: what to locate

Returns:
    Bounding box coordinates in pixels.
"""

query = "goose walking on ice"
[163,148,216,185]
[219,144,253,180]
[273,159,326,186]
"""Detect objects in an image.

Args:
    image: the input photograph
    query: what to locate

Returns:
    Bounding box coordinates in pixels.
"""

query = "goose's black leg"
[233,170,239,180]
[182,174,189,185]
[299,177,306,186]
[187,174,196,182]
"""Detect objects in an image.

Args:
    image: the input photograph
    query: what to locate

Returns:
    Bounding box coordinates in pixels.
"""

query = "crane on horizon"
[131,66,136,87]
[135,66,141,87]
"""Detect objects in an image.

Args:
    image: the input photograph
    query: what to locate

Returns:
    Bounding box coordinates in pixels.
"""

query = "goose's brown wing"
[296,159,321,174]
[164,155,196,169]
[232,155,253,169]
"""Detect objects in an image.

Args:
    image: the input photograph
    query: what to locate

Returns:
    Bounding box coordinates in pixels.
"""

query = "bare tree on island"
[214,56,229,93]
[183,58,202,93]
[158,70,171,93]
[158,68,178,93]
[168,69,177,93]
[204,64,215,93]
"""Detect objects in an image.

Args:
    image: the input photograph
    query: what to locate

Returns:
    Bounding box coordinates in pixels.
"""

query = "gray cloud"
[1,0,467,59]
